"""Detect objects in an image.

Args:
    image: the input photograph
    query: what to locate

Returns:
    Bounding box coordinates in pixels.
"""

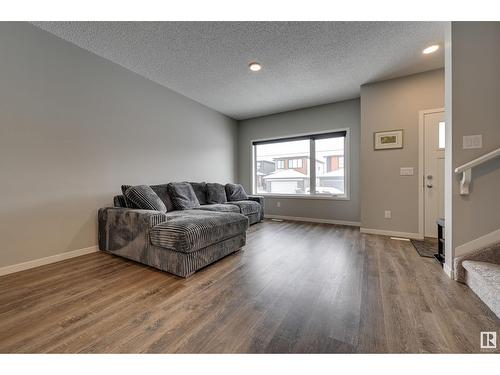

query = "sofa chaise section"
[98,207,248,277]
[149,210,248,253]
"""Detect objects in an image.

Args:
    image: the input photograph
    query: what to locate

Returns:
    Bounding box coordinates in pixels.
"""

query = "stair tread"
[463,260,500,288]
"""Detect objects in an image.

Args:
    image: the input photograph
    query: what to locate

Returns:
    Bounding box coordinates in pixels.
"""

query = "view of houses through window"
[254,132,346,196]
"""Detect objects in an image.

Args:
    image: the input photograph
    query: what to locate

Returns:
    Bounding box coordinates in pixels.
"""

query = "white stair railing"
[455,147,500,195]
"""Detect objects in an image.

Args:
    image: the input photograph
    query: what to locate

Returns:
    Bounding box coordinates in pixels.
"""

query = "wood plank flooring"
[0,220,498,353]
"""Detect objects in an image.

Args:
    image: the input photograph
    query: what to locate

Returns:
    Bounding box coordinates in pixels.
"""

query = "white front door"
[424,111,445,238]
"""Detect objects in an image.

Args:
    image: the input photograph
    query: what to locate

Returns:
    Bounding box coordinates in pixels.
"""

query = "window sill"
[254,194,350,201]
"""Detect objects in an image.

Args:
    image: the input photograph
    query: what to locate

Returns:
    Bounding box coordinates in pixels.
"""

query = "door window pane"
[438,121,445,149]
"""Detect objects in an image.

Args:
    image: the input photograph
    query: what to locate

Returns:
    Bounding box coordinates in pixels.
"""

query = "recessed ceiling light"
[423,45,440,54]
[248,62,262,72]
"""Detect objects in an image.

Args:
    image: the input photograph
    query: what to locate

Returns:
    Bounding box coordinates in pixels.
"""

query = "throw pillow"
[122,184,174,211]
[206,183,227,204]
[124,185,167,212]
[225,183,249,201]
[121,185,139,208]
[167,182,201,210]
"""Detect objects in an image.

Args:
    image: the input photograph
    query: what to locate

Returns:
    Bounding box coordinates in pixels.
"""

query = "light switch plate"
[400,167,414,176]
[463,135,483,149]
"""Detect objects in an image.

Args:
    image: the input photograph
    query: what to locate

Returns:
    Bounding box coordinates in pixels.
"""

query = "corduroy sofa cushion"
[189,182,208,205]
[195,203,240,213]
[150,210,248,253]
[227,200,260,216]
[167,182,201,210]
[225,183,249,201]
[206,183,227,204]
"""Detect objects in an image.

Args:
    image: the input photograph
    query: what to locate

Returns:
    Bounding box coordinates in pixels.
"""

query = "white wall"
[238,99,361,223]
[447,22,500,265]
[0,23,237,268]
[360,69,444,236]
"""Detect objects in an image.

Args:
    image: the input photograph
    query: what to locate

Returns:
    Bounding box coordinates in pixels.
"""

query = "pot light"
[248,62,262,72]
[423,45,440,54]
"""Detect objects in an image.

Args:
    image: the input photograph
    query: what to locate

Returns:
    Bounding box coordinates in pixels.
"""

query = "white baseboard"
[265,214,360,227]
[360,227,424,240]
[443,263,453,279]
[0,245,99,277]
[455,227,500,257]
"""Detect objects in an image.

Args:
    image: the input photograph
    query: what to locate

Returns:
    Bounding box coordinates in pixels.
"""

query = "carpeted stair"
[455,243,500,318]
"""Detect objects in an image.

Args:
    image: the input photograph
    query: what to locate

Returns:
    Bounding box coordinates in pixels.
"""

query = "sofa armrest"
[247,195,265,221]
[98,207,168,252]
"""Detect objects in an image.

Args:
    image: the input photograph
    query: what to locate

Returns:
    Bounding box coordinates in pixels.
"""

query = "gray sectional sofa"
[98,182,264,277]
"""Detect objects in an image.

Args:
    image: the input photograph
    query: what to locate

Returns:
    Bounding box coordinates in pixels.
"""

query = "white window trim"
[251,128,351,201]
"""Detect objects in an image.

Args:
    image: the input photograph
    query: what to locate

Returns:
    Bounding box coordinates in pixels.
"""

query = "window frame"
[251,128,350,200]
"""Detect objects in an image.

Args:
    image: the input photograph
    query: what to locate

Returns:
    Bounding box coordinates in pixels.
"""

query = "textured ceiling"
[32,22,445,120]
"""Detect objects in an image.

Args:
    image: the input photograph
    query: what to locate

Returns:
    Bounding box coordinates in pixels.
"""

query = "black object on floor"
[435,218,445,266]
[410,238,438,258]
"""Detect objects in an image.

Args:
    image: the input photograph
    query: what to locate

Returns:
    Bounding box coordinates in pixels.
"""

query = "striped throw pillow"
[124,185,167,212]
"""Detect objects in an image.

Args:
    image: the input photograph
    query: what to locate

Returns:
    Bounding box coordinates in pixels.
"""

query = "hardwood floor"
[0,220,498,353]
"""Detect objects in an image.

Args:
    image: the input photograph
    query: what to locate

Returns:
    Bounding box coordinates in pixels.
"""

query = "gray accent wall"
[448,22,500,252]
[360,69,444,235]
[0,23,237,268]
[238,99,361,223]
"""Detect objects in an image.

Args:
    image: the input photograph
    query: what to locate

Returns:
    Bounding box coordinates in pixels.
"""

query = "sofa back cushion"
[206,183,227,204]
[189,182,208,205]
[124,185,167,212]
[225,183,249,201]
[167,182,201,210]
[150,184,175,212]
[122,184,174,211]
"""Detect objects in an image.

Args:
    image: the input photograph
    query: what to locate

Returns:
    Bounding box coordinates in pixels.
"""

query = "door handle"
[426,175,433,188]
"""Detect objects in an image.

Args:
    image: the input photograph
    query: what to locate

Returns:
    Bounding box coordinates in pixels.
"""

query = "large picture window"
[253,130,348,198]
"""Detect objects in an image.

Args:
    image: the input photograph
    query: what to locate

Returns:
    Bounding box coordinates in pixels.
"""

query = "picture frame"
[374,129,403,150]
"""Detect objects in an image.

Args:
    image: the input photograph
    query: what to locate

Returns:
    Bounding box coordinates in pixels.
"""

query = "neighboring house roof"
[318,168,345,177]
[262,169,308,179]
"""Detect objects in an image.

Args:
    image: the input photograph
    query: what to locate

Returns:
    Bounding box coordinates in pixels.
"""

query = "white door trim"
[418,108,445,239]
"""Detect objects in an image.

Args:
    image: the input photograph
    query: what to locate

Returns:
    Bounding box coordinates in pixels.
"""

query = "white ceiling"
[33,22,445,120]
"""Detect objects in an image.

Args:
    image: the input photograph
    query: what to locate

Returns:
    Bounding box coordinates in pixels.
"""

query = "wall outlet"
[463,135,483,149]
[400,167,414,176]
[384,210,392,219]
[276,201,281,208]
